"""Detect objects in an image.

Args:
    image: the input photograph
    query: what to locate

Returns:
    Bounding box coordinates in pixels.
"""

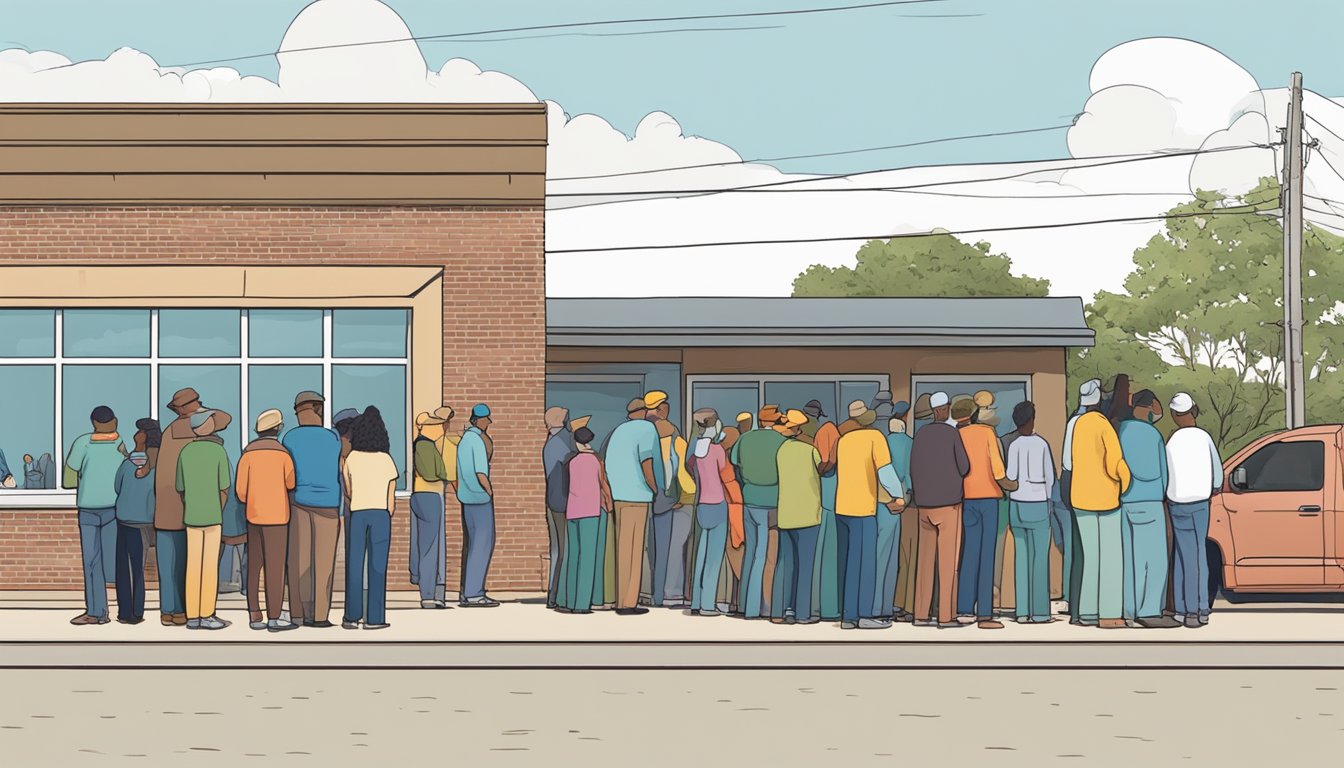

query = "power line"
[161,0,949,68]
[546,144,1269,198]
[545,205,1276,254]
[548,124,1073,182]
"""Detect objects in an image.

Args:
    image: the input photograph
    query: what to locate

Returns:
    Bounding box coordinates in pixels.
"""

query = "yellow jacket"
[1069,411,1131,512]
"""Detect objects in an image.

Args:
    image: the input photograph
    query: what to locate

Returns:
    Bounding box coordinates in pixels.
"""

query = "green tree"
[791,233,1050,297]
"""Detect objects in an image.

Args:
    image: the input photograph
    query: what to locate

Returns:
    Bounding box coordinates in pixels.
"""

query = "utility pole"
[1282,71,1306,429]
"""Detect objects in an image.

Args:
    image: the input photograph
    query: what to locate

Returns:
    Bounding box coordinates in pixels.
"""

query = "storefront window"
[160,309,241,358]
[333,309,408,358]
[248,365,322,438]
[61,365,151,487]
[249,310,323,358]
[0,365,55,488]
[0,310,55,357]
[545,378,644,449]
[910,377,1029,438]
[159,365,243,471]
[688,376,889,432]
[63,310,150,358]
[333,364,407,490]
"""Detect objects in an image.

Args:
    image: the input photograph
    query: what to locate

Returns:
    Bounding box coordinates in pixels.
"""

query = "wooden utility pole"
[1283,72,1306,429]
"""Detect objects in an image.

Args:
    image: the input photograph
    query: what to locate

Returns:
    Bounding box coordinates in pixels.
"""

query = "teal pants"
[1121,501,1169,620]
[873,503,901,618]
[1009,501,1051,621]
[1076,508,1123,622]
[812,506,840,620]
[563,516,601,612]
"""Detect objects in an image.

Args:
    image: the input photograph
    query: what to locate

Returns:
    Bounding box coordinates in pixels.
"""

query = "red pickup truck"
[1209,424,1344,599]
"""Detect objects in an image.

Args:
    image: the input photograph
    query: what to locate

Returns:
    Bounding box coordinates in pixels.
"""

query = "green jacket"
[176,437,231,527]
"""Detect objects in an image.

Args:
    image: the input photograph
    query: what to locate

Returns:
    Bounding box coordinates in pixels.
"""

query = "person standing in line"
[835,401,905,630]
[112,418,159,625]
[432,405,459,606]
[875,402,913,621]
[333,408,361,515]
[717,416,748,614]
[645,390,696,609]
[456,404,500,608]
[1061,379,1100,621]
[890,402,921,622]
[1071,386,1132,629]
[1004,402,1055,624]
[237,409,298,632]
[731,405,787,620]
[805,402,844,623]
[1164,392,1222,629]
[911,393,971,628]
[411,410,451,610]
[283,391,342,628]
[543,407,578,610]
[176,409,233,630]
[603,398,659,616]
[954,398,1015,630]
[688,409,740,617]
[341,407,399,630]
[1118,390,1181,629]
[773,409,823,625]
[560,426,611,614]
[155,388,208,627]
[66,405,127,626]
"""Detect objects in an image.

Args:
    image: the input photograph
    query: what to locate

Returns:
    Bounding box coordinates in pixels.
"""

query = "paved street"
[0,669,1340,764]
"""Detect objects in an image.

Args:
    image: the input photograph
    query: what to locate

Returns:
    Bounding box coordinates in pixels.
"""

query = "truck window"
[1237,440,1325,492]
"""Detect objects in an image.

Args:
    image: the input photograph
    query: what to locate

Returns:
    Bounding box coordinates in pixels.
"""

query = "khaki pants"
[288,504,341,622]
[895,505,920,612]
[614,502,650,610]
[185,524,222,620]
[915,504,963,624]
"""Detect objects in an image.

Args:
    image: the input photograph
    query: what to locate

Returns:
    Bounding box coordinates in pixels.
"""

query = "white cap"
[929,391,950,408]
[1079,378,1102,406]
[1170,392,1194,414]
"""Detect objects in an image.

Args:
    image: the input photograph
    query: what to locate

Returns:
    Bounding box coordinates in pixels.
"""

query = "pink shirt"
[566,452,603,520]
[692,442,727,505]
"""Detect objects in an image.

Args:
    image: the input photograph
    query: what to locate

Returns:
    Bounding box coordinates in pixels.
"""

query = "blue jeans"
[114,522,147,621]
[1121,501,1169,620]
[461,501,496,600]
[650,509,673,607]
[692,502,728,613]
[78,507,115,618]
[1168,500,1211,618]
[742,505,771,618]
[874,503,901,618]
[409,492,446,602]
[957,498,999,619]
[1010,501,1051,621]
[1049,496,1073,602]
[777,525,820,622]
[155,529,187,616]
[812,506,840,620]
[836,514,877,623]
[344,509,391,625]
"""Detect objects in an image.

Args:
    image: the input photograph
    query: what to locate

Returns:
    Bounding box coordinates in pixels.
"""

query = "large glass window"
[0,309,410,503]
[911,378,1029,438]
[687,376,890,433]
[546,378,645,450]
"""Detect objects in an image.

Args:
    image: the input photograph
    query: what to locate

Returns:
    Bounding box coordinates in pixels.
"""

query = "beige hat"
[782,409,809,429]
[848,400,868,419]
[254,409,284,434]
[432,405,455,421]
[974,390,996,408]
[569,414,592,430]
[416,411,446,427]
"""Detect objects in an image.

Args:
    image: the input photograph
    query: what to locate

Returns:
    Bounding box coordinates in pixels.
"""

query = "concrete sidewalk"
[3,590,1343,669]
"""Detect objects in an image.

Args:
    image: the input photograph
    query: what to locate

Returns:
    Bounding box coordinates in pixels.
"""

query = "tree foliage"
[791,233,1050,297]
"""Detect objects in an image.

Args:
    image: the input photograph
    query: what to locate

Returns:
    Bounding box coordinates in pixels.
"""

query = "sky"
[4,0,1344,300]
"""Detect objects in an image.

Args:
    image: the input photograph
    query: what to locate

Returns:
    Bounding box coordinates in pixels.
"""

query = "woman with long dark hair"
[341,406,399,630]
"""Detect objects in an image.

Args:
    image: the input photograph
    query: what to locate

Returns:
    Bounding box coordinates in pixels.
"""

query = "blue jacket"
[885,432,914,501]
[282,425,342,509]
[1117,420,1168,503]
[113,456,155,525]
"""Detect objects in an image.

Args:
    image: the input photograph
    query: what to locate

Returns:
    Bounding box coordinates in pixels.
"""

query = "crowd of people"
[63,386,500,630]
[543,374,1223,630]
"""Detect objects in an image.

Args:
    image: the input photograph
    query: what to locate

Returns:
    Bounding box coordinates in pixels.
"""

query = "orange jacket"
[236,438,296,526]
[721,458,746,548]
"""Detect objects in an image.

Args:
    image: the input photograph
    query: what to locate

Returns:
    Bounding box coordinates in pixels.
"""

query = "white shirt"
[1061,409,1086,471]
[1005,433,1056,503]
[1164,426,1224,503]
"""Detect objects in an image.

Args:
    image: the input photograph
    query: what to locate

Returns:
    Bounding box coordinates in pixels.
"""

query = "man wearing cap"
[717,411,754,612]
[1165,393,1222,628]
[645,390,696,609]
[800,400,842,622]
[411,410,451,609]
[457,404,500,607]
[1071,382,1132,629]
[433,405,460,605]
[891,401,922,621]
[176,409,233,630]
[731,405,787,619]
[872,391,895,435]
[955,396,1015,630]
[835,401,905,629]
[237,409,297,631]
[282,391,342,628]
[911,392,971,628]
[1060,379,1100,621]
[1118,390,1180,629]
[333,408,361,517]
[543,406,578,610]
[602,398,659,615]
[66,405,127,625]
[155,388,206,626]
[773,409,823,624]
[876,400,913,621]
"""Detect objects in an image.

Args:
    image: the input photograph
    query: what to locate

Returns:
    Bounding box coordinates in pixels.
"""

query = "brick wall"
[0,205,547,592]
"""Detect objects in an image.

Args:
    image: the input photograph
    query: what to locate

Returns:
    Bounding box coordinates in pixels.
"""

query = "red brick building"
[0,103,548,591]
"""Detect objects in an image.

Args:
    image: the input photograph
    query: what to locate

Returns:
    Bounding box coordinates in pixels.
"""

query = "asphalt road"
[0,669,1340,764]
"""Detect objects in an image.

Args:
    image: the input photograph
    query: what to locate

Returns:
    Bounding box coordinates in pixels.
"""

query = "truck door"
[1222,435,1327,588]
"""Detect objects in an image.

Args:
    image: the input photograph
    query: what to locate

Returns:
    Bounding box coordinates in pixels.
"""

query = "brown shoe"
[70,614,107,626]
[1098,618,1127,629]
[160,613,176,626]
[977,620,1005,630]
[171,613,188,626]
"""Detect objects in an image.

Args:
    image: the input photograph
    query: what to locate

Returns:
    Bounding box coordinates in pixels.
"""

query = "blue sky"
[2,0,1340,173]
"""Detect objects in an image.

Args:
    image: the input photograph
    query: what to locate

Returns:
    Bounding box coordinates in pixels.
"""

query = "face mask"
[703,423,720,441]
[1148,411,1162,425]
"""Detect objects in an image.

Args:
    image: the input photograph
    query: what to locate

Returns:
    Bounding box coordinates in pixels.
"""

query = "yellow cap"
[783,409,808,429]
[644,390,669,409]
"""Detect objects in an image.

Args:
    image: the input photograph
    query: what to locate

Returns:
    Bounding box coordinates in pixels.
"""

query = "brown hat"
[758,404,783,426]
[169,387,201,410]
[294,390,325,409]
[626,397,647,414]
[951,398,977,421]
[913,393,933,420]
[856,409,877,427]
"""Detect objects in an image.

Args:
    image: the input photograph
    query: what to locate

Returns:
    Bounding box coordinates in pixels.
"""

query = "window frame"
[0,307,411,507]
[684,373,892,433]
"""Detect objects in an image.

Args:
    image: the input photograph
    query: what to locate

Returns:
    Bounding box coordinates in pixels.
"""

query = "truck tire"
[1206,540,1225,609]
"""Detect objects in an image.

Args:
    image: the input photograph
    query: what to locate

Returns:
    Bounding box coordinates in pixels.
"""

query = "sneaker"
[858,618,892,630]
[1184,616,1203,629]
[956,615,976,625]
[841,621,858,630]
[421,600,448,609]
[186,619,203,630]
[363,623,390,630]
[937,621,962,629]
[342,620,361,630]
[614,607,650,616]
[459,596,501,608]
[302,619,317,628]
[1198,614,1210,625]
[1137,616,1182,629]
[69,613,98,626]
[913,619,936,627]
[310,620,335,628]
[200,616,230,630]
[249,619,268,631]
[1032,617,1059,624]
[977,620,1005,630]
[1016,617,1033,624]
[796,617,820,625]
[267,619,298,632]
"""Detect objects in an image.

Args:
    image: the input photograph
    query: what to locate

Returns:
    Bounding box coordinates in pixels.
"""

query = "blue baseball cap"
[471,404,491,419]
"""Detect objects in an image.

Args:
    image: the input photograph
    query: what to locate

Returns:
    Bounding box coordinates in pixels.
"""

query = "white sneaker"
[200,616,230,630]
[267,619,298,632]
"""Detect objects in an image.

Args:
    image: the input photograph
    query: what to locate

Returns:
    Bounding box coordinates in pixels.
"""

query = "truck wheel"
[1206,541,1225,610]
